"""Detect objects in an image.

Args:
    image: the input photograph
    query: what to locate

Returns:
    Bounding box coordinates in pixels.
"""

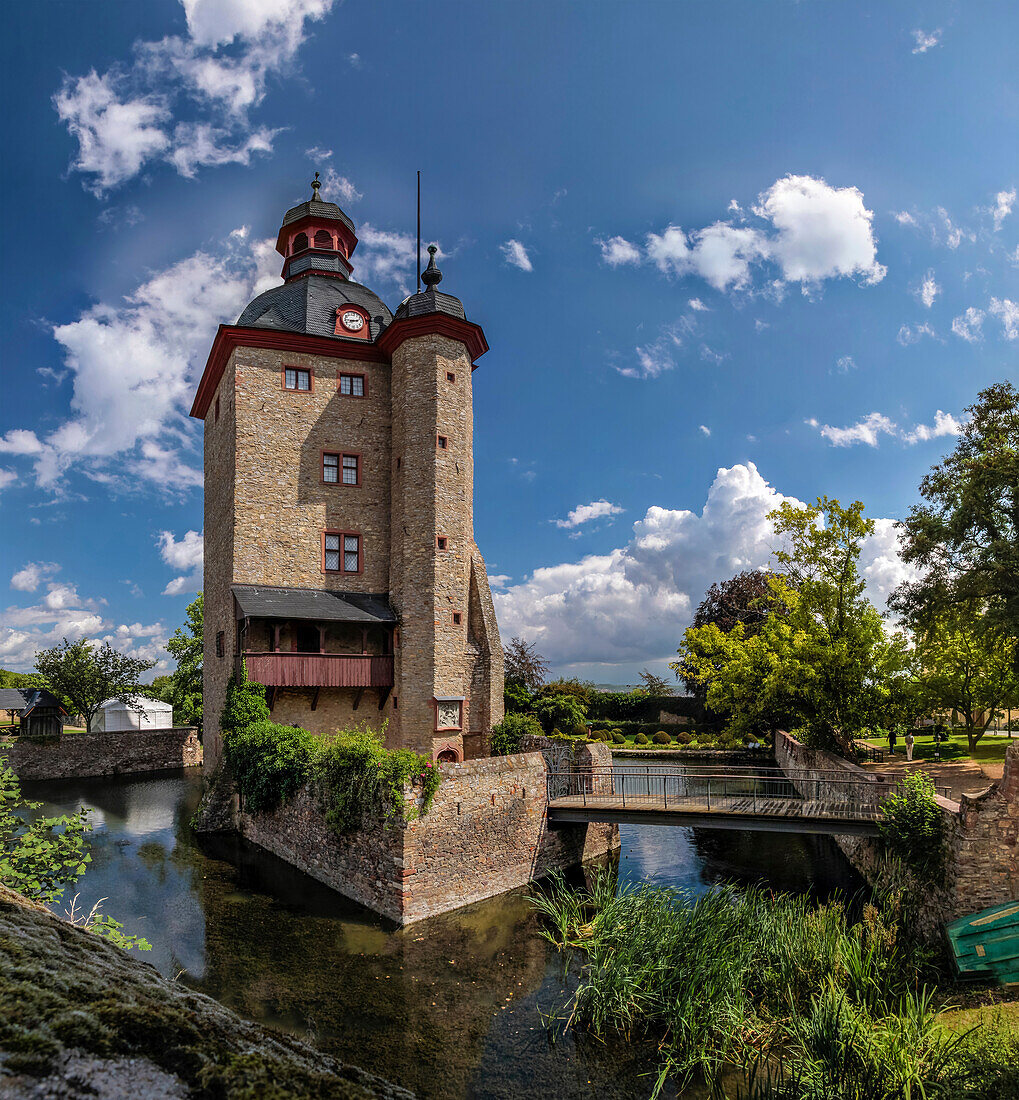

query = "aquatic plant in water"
[531,871,1018,1099]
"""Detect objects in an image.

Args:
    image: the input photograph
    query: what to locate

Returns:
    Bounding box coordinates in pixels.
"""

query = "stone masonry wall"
[774,730,1018,922]
[2,728,201,782]
[236,744,619,924]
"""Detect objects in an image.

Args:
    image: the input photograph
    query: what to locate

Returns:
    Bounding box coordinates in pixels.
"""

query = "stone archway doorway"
[436,748,459,763]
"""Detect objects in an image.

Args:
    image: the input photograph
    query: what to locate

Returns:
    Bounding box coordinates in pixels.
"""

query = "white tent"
[94,695,173,732]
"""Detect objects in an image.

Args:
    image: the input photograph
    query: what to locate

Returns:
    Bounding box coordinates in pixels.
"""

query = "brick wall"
[774,730,1019,923]
[1,728,201,782]
[235,744,619,924]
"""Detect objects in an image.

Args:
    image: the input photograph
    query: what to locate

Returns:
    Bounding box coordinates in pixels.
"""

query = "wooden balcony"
[242,652,394,689]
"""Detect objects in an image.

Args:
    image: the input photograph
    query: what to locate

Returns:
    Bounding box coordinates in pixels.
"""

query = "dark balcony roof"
[232,584,397,625]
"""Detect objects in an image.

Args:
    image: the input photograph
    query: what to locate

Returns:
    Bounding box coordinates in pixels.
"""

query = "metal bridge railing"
[547,766,950,822]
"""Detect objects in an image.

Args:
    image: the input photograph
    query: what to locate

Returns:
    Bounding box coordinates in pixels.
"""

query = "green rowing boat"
[946,900,1019,986]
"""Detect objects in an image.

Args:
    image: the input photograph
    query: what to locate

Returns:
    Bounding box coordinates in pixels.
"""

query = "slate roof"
[282,197,356,234]
[233,585,398,625]
[392,287,467,322]
[0,688,67,716]
[236,276,392,341]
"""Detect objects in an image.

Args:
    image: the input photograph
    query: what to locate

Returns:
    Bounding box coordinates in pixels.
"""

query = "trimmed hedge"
[587,692,699,723]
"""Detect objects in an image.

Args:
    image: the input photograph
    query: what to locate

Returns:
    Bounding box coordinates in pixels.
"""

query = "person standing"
[905,730,915,762]
[888,727,898,755]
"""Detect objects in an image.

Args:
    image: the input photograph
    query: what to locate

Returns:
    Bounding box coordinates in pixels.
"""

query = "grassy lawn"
[941,998,1019,1035]
[863,730,1016,764]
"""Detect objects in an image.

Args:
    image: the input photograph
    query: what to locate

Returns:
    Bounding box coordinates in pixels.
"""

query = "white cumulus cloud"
[598,236,642,266]
[158,529,204,595]
[818,412,897,448]
[917,270,940,308]
[952,307,985,342]
[897,321,938,346]
[989,297,1019,340]
[991,188,1015,230]
[555,500,624,530]
[495,463,913,671]
[10,563,61,593]
[911,29,941,54]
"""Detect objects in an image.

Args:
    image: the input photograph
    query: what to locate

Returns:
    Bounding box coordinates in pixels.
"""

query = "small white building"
[94,695,173,731]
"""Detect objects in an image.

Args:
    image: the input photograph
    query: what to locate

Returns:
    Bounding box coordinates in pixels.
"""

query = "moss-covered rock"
[0,884,413,1099]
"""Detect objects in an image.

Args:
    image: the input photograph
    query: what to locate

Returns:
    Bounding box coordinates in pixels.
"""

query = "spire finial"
[421,244,442,288]
[311,171,321,200]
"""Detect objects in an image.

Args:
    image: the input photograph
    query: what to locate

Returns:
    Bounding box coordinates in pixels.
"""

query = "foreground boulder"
[0,885,412,1099]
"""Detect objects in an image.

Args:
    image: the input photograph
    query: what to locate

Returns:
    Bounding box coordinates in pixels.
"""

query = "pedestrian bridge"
[546,765,944,836]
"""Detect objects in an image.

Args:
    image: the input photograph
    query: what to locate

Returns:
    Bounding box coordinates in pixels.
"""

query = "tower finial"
[311,171,321,200]
[421,244,442,289]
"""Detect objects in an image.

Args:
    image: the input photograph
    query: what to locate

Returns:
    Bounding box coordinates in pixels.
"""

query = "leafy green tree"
[503,636,549,692]
[678,498,908,754]
[915,603,1018,752]
[534,691,587,735]
[34,640,155,733]
[166,593,203,730]
[490,712,544,755]
[891,381,1019,673]
[503,681,534,714]
[638,669,673,696]
[148,675,175,704]
[1,757,91,903]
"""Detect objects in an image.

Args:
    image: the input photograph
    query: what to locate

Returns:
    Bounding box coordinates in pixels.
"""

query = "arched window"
[292,232,309,254]
[314,229,334,250]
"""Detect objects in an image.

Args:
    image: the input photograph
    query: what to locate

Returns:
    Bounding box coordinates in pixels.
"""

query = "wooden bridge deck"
[547,792,884,836]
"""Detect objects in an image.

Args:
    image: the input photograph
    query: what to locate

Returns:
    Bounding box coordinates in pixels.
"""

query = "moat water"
[27,767,865,1100]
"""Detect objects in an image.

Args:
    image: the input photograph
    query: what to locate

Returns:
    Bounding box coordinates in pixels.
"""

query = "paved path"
[860,757,1004,801]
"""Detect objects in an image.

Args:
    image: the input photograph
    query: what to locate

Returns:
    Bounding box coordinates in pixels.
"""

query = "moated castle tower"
[190,177,504,767]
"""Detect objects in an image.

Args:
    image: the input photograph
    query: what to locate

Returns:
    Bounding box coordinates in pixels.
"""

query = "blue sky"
[0,0,1016,682]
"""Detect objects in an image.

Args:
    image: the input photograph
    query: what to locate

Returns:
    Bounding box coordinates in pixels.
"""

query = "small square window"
[214,396,220,422]
[436,536,448,551]
[446,371,456,383]
[452,611,462,626]
[393,695,398,710]
[339,373,365,397]
[215,631,224,658]
[396,457,401,470]
[437,435,448,450]
[284,367,312,391]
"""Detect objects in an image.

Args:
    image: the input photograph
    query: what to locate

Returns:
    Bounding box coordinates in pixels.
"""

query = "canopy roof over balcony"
[232,584,397,625]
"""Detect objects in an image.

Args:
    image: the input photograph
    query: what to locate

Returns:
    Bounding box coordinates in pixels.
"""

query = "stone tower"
[190,178,503,768]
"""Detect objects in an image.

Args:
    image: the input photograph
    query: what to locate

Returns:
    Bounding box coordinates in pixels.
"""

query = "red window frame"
[322,530,363,574]
[282,366,314,393]
[337,372,367,397]
[321,450,361,487]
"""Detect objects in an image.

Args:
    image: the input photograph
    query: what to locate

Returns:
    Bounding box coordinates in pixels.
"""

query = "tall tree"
[891,381,1019,671]
[35,640,154,732]
[503,637,549,693]
[916,603,1018,752]
[677,498,909,753]
[166,593,204,731]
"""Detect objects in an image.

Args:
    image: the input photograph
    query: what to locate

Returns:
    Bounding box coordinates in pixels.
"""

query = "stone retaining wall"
[235,743,619,924]
[1,728,202,781]
[774,730,1019,922]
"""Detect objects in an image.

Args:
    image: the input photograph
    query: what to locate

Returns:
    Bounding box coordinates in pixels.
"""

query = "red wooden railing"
[242,652,394,688]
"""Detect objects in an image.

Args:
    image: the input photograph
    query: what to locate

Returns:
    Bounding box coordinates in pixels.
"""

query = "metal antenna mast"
[416,170,421,293]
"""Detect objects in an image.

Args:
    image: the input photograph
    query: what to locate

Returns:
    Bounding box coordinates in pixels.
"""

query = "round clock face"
[341,310,365,332]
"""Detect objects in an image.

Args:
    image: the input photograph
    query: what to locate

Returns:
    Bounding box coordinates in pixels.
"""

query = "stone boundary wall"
[236,744,620,924]
[0,728,202,781]
[774,730,1018,921]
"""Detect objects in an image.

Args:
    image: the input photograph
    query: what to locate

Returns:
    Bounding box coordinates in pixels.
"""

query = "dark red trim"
[322,529,363,575]
[282,365,314,393]
[321,449,361,487]
[276,213,358,260]
[376,313,489,365]
[191,326,388,419]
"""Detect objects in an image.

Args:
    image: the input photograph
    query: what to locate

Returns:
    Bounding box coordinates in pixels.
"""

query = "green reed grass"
[531,873,1018,1099]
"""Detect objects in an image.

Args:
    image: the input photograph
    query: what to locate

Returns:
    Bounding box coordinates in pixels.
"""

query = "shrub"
[572,723,589,738]
[878,771,946,879]
[490,711,543,755]
[588,728,608,742]
[224,720,318,812]
[675,729,694,745]
[535,692,588,735]
[317,725,439,833]
[611,731,627,745]
[652,730,672,745]
[634,733,650,745]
